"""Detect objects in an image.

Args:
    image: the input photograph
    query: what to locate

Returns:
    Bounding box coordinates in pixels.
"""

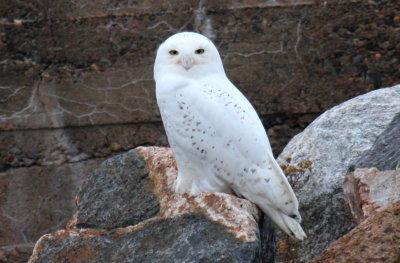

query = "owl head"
[154,32,225,81]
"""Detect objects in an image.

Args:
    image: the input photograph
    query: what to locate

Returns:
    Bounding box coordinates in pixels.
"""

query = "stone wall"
[0,0,399,261]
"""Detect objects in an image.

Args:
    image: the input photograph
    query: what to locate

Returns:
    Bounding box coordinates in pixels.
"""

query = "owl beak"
[181,55,194,71]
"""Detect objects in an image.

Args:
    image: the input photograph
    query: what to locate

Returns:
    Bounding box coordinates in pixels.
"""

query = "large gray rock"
[30,147,268,263]
[276,85,400,262]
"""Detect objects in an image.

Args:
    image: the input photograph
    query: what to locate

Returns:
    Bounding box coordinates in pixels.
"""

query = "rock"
[344,168,400,224]
[276,85,400,262]
[355,113,400,171]
[29,147,266,263]
[310,201,400,263]
[75,149,160,229]
[30,214,262,263]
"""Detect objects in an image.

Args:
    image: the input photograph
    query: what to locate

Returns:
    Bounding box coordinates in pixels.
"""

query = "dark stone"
[356,113,400,171]
[33,214,261,263]
[75,149,160,229]
[259,215,275,263]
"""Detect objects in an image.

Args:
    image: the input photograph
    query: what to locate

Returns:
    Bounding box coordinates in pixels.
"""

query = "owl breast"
[156,75,270,195]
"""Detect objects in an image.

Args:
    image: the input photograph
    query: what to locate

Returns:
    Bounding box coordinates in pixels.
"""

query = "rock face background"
[1,0,400,262]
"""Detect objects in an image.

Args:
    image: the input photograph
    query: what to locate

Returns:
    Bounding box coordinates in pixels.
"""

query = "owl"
[154,32,306,240]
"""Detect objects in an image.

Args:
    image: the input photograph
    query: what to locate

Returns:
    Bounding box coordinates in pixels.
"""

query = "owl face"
[154,32,225,80]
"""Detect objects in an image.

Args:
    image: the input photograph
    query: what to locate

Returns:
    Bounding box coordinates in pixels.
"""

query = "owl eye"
[169,50,179,55]
[195,48,205,54]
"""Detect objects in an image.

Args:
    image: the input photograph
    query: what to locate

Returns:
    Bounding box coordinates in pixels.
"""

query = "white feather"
[154,32,306,240]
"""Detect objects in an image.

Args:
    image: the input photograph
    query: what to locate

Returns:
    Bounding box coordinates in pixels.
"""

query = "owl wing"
[158,76,299,217]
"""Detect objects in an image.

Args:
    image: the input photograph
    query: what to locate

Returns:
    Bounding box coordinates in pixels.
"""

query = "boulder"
[310,201,400,263]
[344,168,400,224]
[276,85,400,262]
[29,147,268,263]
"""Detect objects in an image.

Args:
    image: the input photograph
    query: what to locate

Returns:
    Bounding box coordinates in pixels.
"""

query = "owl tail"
[260,204,307,241]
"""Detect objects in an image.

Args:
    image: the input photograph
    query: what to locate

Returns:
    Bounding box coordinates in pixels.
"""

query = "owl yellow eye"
[169,50,179,55]
[195,48,205,54]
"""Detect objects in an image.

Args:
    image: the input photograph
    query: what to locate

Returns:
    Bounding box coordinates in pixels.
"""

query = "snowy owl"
[154,32,306,240]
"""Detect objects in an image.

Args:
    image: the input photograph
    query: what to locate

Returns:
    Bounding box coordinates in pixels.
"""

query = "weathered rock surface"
[2,0,399,131]
[0,244,34,263]
[355,113,400,171]
[1,123,168,171]
[29,147,266,263]
[276,85,400,262]
[75,149,160,230]
[344,168,400,224]
[2,0,400,166]
[31,214,262,263]
[310,201,400,263]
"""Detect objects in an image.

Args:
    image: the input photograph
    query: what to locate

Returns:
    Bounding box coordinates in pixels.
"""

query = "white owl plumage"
[154,32,306,240]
